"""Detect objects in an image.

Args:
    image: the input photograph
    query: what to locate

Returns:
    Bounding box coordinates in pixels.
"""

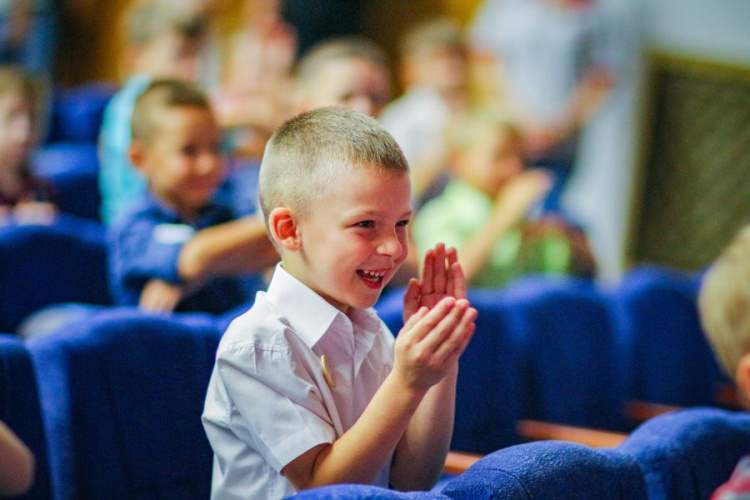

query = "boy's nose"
[377,231,403,257]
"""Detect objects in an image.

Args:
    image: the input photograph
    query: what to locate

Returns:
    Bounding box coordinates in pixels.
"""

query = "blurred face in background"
[299,57,391,118]
[454,126,525,198]
[0,89,35,174]
[135,30,204,82]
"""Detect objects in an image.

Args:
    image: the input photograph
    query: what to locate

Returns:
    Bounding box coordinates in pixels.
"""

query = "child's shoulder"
[217,294,294,355]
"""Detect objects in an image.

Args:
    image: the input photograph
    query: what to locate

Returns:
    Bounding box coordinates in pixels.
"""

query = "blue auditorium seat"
[46,83,117,144]
[27,309,222,500]
[441,440,648,499]
[610,265,727,407]
[31,143,101,221]
[0,214,111,333]
[617,407,750,500]
[376,287,523,454]
[502,276,626,431]
[291,484,449,499]
[0,334,51,500]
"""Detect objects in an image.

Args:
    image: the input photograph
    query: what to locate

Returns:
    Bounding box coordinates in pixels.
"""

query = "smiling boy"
[202,106,477,498]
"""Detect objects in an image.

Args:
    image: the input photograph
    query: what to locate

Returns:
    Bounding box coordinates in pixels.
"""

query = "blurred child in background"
[0,65,56,223]
[414,109,596,287]
[99,0,207,226]
[699,225,750,499]
[0,419,34,496]
[293,35,391,119]
[109,79,277,315]
[380,17,470,207]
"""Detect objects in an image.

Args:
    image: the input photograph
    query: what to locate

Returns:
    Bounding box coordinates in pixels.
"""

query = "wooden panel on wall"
[628,54,750,271]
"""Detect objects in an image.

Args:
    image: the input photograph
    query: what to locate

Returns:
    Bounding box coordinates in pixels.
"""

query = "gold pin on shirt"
[320,355,336,388]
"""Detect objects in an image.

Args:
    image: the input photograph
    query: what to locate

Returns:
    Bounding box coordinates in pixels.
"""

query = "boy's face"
[0,90,35,174]
[291,167,411,314]
[302,58,391,118]
[411,46,467,94]
[134,106,224,217]
[138,31,203,81]
[457,128,524,197]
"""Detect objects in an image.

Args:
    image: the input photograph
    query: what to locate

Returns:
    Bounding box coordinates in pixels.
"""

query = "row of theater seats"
[2,309,748,500]
[0,216,730,438]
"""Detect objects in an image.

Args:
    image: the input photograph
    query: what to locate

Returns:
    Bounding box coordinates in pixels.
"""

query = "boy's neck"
[0,166,25,200]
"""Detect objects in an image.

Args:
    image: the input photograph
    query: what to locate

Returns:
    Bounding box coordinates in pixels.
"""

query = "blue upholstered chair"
[0,334,51,500]
[617,407,750,500]
[27,309,222,500]
[441,440,648,499]
[290,484,449,499]
[502,277,626,431]
[46,83,117,144]
[610,266,727,408]
[31,143,101,221]
[0,215,111,332]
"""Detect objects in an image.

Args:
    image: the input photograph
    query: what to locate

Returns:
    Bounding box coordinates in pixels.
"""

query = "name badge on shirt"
[153,223,195,244]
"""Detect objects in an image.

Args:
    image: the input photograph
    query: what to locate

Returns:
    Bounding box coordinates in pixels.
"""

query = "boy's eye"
[182,145,198,156]
[355,220,375,228]
[396,219,410,228]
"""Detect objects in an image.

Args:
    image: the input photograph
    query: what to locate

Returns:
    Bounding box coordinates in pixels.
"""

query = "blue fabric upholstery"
[441,440,648,499]
[0,215,111,332]
[27,309,222,500]
[610,266,727,407]
[290,484,449,499]
[31,143,101,221]
[502,277,625,430]
[47,83,117,144]
[617,407,750,500]
[0,334,51,500]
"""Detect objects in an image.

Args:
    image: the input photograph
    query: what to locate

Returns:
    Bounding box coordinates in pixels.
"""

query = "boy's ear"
[128,139,147,172]
[735,353,750,409]
[268,207,301,251]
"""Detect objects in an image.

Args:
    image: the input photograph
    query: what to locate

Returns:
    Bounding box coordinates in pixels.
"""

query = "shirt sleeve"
[111,216,187,303]
[216,341,336,473]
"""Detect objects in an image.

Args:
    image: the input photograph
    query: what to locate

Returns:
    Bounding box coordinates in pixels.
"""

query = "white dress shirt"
[202,265,395,499]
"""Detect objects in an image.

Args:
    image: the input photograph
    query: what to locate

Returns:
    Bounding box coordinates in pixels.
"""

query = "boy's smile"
[287,166,412,314]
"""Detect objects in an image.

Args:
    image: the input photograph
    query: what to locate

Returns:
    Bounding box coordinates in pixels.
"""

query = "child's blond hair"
[122,0,207,48]
[131,79,212,144]
[259,106,408,232]
[699,225,750,378]
[0,65,41,120]
[446,108,521,155]
[399,17,466,62]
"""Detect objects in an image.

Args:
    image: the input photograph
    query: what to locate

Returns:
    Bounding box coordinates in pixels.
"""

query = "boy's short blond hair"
[131,79,211,143]
[400,17,467,61]
[259,106,408,229]
[699,225,750,378]
[294,36,390,89]
[123,0,207,47]
[447,108,522,155]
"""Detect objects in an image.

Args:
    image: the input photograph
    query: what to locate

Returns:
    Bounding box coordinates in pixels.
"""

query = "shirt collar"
[265,264,382,349]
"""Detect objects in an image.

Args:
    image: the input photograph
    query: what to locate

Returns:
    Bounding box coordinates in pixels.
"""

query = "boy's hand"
[139,279,182,313]
[403,243,467,322]
[493,169,552,222]
[394,297,477,392]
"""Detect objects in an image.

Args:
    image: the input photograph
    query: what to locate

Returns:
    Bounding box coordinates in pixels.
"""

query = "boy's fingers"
[403,297,456,344]
[400,304,428,334]
[450,262,468,300]
[421,249,435,294]
[432,243,447,294]
[433,307,477,364]
[402,278,422,321]
[445,247,457,297]
[417,298,469,352]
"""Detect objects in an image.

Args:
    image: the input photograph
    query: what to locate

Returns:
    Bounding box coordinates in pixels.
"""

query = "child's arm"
[0,420,34,496]
[281,296,476,491]
[391,244,471,490]
[458,170,551,282]
[138,278,183,312]
[177,215,278,283]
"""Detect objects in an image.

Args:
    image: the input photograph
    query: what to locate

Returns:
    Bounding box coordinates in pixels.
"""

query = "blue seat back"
[610,266,727,407]
[31,143,101,221]
[0,215,111,332]
[47,83,117,144]
[617,407,750,500]
[503,277,625,430]
[442,440,648,499]
[290,484,448,499]
[0,334,51,500]
[27,309,222,500]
